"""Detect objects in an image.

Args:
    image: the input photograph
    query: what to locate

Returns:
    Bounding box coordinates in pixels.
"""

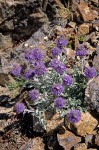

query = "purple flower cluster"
[51,47,62,56]
[67,109,81,123]
[76,45,87,57]
[25,48,44,63]
[32,48,44,61]
[54,97,65,109]
[50,59,60,69]
[84,67,97,79]
[11,63,22,77]
[50,59,66,75]
[24,68,35,79]
[15,102,25,113]
[25,50,34,63]
[34,62,46,76]
[63,75,73,86]
[52,84,64,96]
[55,63,66,75]
[29,89,39,101]
[57,36,68,49]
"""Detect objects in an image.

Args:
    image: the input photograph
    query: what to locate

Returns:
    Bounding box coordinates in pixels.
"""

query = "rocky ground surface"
[0,0,99,149]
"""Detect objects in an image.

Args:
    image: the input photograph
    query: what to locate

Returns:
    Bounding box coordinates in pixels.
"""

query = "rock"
[77,1,98,21]
[55,25,66,36]
[68,21,76,28]
[31,23,50,44]
[0,74,20,99]
[0,107,13,132]
[0,85,19,101]
[84,32,95,42]
[0,33,13,50]
[19,137,45,150]
[41,0,70,26]
[0,0,15,24]
[32,115,46,133]
[73,143,87,150]
[20,112,45,135]
[0,86,9,96]
[19,139,34,150]
[65,112,98,136]
[96,43,99,55]
[85,76,99,113]
[93,26,99,32]
[93,55,99,72]
[0,0,44,50]
[0,120,6,132]
[95,134,99,147]
[45,109,55,120]
[32,137,45,150]
[84,42,96,54]
[0,23,51,77]
[65,48,76,58]
[92,19,99,31]
[0,73,10,87]
[57,130,81,150]
[90,0,98,4]
[71,1,79,12]
[0,20,14,31]
[88,148,97,150]
[0,0,70,51]
[78,23,91,35]
[0,106,13,115]
[85,134,94,147]
[63,27,75,38]
[91,32,99,46]
[46,113,64,133]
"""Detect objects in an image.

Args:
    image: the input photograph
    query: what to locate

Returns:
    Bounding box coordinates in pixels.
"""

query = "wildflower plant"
[9,36,97,129]
[15,102,25,114]
[67,109,81,123]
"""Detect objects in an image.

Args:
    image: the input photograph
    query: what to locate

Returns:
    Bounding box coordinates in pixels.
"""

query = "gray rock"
[95,134,99,147]
[85,76,99,113]
[0,0,68,51]
[85,134,94,147]
[96,43,99,55]
[57,130,81,150]
[0,0,45,50]
[93,42,99,72]
[0,33,13,50]
[93,55,99,72]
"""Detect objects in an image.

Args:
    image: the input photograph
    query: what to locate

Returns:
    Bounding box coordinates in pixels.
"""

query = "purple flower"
[50,59,60,69]
[76,45,87,57]
[29,89,39,101]
[25,50,34,63]
[63,75,73,86]
[32,48,44,61]
[57,36,68,49]
[52,84,64,96]
[10,63,22,77]
[15,102,25,113]
[34,62,46,76]
[54,97,65,109]
[67,109,81,123]
[84,67,97,79]
[25,48,44,62]
[23,68,35,79]
[55,62,66,75]
[50,59,66,74]
[51,47,62,56]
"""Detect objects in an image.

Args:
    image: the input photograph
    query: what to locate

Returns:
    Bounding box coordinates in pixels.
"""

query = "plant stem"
[81,57,84,74]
